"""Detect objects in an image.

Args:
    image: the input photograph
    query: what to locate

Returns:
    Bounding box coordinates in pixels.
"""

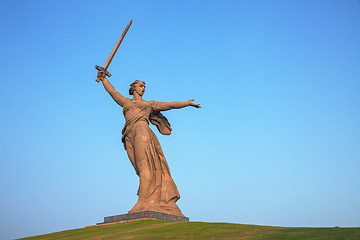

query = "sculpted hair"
[129,80,145,95]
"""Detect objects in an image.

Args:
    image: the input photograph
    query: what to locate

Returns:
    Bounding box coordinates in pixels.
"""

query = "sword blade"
[95,19,132,82]
[103,19,132,70]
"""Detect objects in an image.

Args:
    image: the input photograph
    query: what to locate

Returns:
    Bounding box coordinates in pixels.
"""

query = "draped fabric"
[121,98,183,216]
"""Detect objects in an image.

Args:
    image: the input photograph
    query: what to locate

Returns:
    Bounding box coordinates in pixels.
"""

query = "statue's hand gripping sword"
[95,20,132,82]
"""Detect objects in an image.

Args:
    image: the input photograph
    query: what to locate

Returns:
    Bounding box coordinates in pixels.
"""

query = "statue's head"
[129,80,145,96]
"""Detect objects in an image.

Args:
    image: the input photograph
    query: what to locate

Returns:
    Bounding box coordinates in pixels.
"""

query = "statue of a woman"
[97,71,200,217]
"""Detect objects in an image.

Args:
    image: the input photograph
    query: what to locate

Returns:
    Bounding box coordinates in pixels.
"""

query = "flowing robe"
[121,98,183,216]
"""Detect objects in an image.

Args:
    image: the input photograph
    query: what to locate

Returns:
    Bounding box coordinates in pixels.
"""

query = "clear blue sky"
[1,0,360,239]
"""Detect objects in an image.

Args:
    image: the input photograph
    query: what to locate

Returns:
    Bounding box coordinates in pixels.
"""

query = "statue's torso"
[123,99,152,123]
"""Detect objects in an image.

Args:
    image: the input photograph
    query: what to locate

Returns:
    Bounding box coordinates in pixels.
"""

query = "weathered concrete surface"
[97,211,189,225]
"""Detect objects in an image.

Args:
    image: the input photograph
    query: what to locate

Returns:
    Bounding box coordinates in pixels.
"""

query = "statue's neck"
[132,94,143,101]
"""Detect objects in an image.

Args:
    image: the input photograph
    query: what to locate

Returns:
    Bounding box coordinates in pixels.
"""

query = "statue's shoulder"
[147,100,157,109]
[122,97,133,110]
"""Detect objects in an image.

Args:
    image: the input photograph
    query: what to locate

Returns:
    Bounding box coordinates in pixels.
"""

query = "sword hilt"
[95,65,112,82]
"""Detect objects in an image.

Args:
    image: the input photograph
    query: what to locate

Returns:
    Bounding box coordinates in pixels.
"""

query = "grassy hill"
[19,220,360,240]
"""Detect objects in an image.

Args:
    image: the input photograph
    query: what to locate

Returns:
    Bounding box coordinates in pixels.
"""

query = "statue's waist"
[123,117,149,134]
[125,117,149,125]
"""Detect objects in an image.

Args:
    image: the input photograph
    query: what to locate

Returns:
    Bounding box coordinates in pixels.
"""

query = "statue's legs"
[126,133,155,213]
[125,128,184,217]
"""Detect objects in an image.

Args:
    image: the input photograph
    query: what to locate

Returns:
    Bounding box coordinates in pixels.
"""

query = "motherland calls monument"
[95,20,200,224]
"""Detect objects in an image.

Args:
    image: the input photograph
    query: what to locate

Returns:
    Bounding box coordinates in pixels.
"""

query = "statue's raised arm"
[94,20,132,107]
[97,71,128,107]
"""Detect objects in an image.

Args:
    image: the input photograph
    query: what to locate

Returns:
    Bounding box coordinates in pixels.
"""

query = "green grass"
[18,220,360,240]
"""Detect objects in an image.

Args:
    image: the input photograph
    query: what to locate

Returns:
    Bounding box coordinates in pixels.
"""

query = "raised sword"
[95,19,132,82]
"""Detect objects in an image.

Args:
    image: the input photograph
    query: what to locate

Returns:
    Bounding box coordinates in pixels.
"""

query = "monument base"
[97,211,189,225]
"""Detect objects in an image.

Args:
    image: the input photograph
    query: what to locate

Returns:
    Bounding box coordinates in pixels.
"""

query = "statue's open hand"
[188,99,201,108]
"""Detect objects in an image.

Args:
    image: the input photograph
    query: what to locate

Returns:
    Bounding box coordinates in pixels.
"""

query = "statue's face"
[135,82,145,96]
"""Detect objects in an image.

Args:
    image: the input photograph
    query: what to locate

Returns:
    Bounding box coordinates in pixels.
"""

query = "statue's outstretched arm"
[155,99,201,111]
[98,71,127,107]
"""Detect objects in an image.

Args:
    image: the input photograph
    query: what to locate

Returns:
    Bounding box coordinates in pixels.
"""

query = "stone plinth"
[97,211,189,225]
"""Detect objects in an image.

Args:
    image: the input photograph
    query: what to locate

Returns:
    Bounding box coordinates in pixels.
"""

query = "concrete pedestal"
[97,211,189,225]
